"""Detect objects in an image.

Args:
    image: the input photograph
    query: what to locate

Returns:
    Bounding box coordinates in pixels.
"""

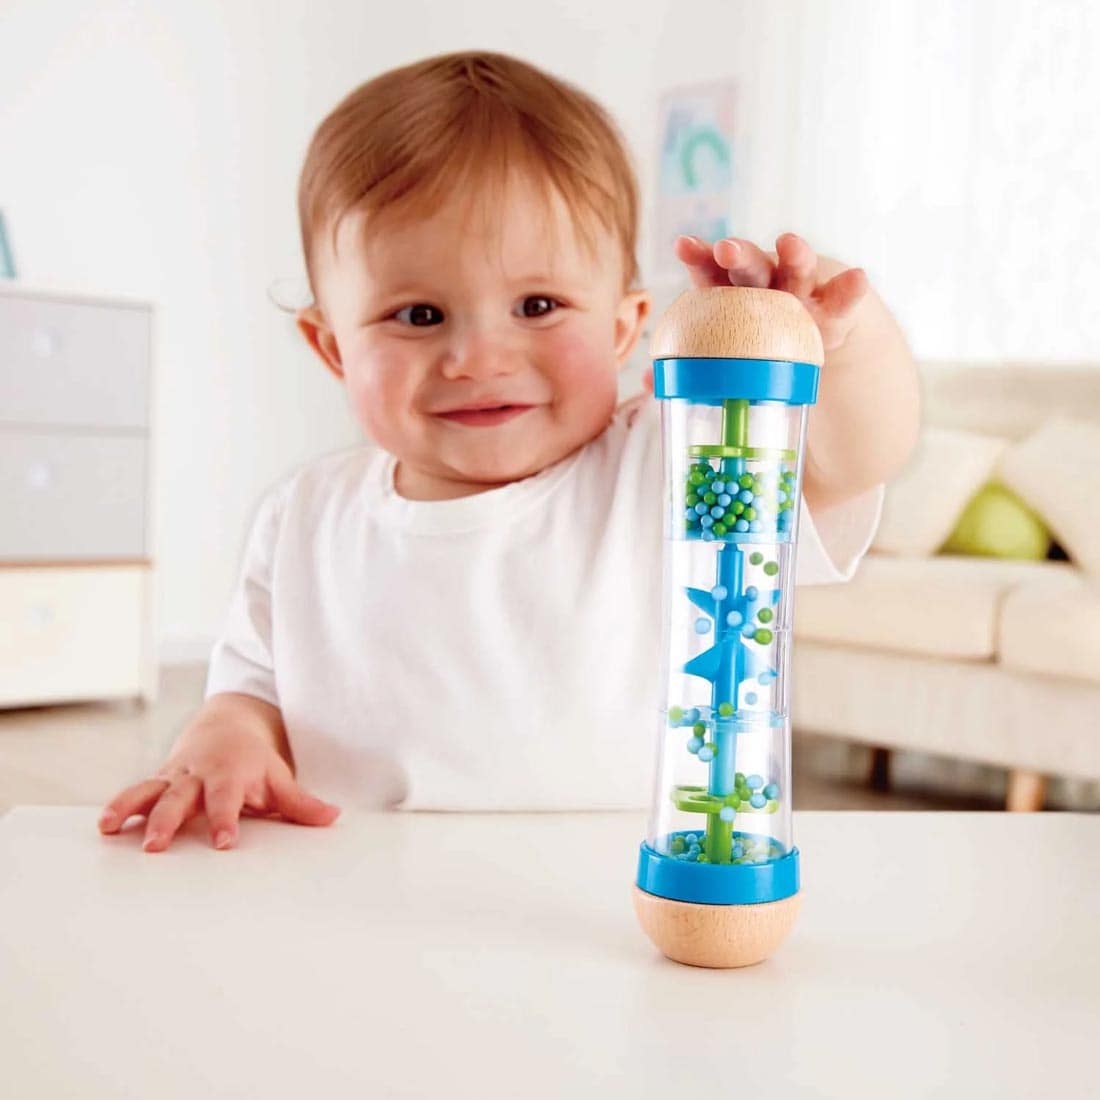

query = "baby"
[98,51,919,852]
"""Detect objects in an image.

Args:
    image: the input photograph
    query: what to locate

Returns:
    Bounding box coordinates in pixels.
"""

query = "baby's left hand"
[674,233,869,354]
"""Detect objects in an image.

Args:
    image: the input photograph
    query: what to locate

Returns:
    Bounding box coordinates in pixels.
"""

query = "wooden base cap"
[633,886,801,968]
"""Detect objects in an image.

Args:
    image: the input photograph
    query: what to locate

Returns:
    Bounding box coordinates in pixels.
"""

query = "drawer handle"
[29,604,56,627]
[30,328,60,358]
[26,461,54,489]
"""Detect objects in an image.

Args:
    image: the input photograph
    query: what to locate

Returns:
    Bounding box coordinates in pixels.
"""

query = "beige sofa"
[792,364,1100,810]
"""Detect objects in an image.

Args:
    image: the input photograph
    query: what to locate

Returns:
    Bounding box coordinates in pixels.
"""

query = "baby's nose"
[440,336,521,380]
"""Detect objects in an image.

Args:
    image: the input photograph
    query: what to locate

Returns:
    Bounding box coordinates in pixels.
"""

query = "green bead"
[692,721,707,735]
[757,608,773,623]
[750,552,763,565]
[732,501,745,515]
[739,474,754,489]
[744,507,756,521]
[767,800,779,814]
[718,702,734,717]
[703,492,716,505]
[712,523,727,536]
[689,471,705,486]
[686,493,699,506]
[764,561,779,576]
[671,836,685,853]
[668,706,684,723]
[754,628,774,644]
[735,772,746,784]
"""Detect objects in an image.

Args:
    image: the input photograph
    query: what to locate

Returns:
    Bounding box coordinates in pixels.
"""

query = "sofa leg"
[1006,769,1047,812]
[868,747,892,792]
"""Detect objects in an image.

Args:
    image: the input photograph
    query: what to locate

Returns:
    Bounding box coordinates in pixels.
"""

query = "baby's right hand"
[97,717,341,853]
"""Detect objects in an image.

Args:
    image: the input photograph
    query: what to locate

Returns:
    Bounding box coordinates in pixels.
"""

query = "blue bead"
[764,783,779,799]
[717,493,732,506]
[700,515,714,528]
[694,617,711,634]
[726,611,742,627]
[710,506,725,518]
[687,737,703,754]
[698,747,714,762]
[695,502,709,515]
[734,519,749,532]
[711,585,728,600]
[685,833,699,844]
[747,774,764,789]
[684,507,696,520]
[746,586,759,599]
[732,842,744,857]
[712,481,725,493]
[719,806,735,823]
[749,520,761,532]
[745,692,758,704]
[759,669,776,685]
[702,530,716,541]
[742,624,756,638]
[685,710,699,723]
[739,490,754,504]
[750,793,766,809]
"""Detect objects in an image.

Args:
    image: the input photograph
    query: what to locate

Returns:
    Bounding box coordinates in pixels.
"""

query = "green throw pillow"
[940,481,1052,560]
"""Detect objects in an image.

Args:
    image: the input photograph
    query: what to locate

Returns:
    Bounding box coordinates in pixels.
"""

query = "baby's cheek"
[342,355,408,441]
[544,327,618,393]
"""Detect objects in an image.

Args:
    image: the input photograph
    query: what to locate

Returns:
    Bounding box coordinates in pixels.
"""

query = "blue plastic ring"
[653,357,820,405]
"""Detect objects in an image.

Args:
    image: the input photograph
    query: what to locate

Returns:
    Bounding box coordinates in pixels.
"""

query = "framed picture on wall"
[653,81,740,284]
[0,211,16,279]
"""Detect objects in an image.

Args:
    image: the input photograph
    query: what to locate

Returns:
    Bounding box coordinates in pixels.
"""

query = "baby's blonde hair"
[297,50,640,296]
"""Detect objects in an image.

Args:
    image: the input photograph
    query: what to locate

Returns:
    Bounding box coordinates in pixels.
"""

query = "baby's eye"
[393,303,444,326]
[515,295,561,319]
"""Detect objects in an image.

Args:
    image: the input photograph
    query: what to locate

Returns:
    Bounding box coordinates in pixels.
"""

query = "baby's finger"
[713,238,774,289]
[203,775,246,850]
[673,235,730,288]
[773,233,817,300]
[269,772,342,827]
[817,266,869,324]
[98,778,171,834]
[142,774,202,853]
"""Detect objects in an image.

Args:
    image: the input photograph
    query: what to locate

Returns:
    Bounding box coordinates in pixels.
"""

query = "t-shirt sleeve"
[795,484,885,586]
[203,482,288,707]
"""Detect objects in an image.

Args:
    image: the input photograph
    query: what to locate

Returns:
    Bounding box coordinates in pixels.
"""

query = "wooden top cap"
[649,287,824,367]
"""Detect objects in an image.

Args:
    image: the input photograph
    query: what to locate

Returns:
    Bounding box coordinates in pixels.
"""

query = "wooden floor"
[0,664,1004,815]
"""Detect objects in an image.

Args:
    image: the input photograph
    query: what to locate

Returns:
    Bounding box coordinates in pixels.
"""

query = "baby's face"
[300,178,649,500]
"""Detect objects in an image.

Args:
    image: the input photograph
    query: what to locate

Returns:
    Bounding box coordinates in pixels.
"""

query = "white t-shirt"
[205,395,883,812]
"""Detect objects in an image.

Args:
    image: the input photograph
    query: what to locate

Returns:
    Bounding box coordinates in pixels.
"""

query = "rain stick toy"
[633,287,823,968]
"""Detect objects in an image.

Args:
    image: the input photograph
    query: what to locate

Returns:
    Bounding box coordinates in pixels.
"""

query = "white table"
[1,808,1097,1098]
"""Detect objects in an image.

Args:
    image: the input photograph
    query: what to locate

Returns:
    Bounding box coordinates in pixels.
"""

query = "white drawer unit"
[0,567,153,706]
[0,283,157,706]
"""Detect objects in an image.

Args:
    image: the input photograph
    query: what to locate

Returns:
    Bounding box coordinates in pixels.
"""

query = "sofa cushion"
[941,481,1051,561]
[794,554,1073,660]
[999,574,1100,686]
[998,417,1100,577]
[872,426,1007,557]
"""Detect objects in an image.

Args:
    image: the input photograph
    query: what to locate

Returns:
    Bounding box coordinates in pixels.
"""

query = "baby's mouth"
[434,405,536,427]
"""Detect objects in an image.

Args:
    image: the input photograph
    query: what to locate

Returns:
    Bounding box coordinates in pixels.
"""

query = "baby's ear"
[614,289,651,366]
[296,305,344,381]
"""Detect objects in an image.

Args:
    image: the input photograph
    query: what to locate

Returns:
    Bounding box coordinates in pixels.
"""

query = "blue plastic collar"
[636,841,800,905]
[653,357,820,405]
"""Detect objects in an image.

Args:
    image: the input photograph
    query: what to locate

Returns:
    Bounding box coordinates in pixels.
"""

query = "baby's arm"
[98,692,340,852]
[673,234,920,513]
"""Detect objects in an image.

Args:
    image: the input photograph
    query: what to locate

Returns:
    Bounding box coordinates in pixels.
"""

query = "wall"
[1,0,1096,659]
